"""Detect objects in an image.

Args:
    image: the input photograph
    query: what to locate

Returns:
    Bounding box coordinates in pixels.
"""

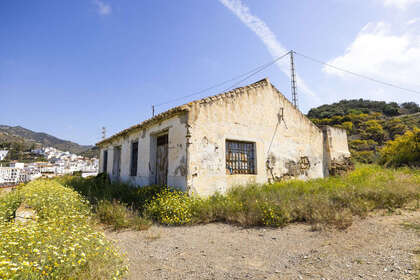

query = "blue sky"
[1,0,419,145]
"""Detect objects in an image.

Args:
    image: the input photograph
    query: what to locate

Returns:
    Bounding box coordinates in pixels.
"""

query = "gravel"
[106,210,420,280]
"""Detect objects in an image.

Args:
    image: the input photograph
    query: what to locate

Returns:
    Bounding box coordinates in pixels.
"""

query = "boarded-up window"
[103,150,108,173]
[226,140,256,174]
[130,141,138,177]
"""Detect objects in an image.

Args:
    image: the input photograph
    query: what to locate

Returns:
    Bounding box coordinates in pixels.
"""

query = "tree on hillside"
[307,99,416,119]
[383,102,400,116]
[401,102,420,114]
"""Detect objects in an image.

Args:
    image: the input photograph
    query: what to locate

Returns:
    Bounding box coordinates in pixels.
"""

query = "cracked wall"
[98,79,352,196]
[186,79,325,196]
[321,126,353,176]
[99,114,188,190]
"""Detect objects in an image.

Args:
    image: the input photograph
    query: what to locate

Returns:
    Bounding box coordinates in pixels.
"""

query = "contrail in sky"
[219,0,318,99]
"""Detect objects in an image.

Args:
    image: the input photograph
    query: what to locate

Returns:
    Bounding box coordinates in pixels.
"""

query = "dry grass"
[186,164,420,229]
[144,231,161,242]
[95,200,151,231]
[62,164,419,230]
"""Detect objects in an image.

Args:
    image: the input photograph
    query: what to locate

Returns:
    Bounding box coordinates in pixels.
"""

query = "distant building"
[10,162,24,169]
[0,167,28,185]
[0,150,8,161]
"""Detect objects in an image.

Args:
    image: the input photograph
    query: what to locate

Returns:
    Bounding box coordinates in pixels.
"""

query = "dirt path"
[106,210,420,280]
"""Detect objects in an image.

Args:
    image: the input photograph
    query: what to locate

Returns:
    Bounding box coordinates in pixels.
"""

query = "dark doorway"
[113,146,121,178]
[103,150,108,173]
[156,134,168,185]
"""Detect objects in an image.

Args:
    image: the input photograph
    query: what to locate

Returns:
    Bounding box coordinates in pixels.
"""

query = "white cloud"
[219,0,318,99]
[93,0,111,15]
[382,0,420,9]
[324,21,420,93]
[407,17,420,25]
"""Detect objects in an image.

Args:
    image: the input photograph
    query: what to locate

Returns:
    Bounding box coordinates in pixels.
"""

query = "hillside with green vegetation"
[0,139,47,163]
[307,99,420,165]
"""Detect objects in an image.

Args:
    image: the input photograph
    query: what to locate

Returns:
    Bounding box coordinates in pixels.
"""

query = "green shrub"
[350,150,377,164]
[0,180,127,279]
[259,202,290,227]
[360,120,385,144]
[59,174,165,213]
[379,128,420,167]
[144,188,197,225]
[95,200,150,231]
[0,190,22,222]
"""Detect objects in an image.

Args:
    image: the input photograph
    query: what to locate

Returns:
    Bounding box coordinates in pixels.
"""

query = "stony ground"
[106,210,420,280]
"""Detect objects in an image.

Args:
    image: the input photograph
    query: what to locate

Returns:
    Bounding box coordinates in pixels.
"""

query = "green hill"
[307,99,420,163]
[0,125,98,161]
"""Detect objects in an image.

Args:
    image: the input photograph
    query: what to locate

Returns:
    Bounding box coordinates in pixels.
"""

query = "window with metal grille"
[226,140,256,174]
[130,142,138,177]
[103,150,108,173]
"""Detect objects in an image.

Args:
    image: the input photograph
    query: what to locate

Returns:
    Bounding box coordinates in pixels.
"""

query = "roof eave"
[96,106,189,147]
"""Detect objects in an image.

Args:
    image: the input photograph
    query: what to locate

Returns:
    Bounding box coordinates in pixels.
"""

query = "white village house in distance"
[0,150,8,161]
[97,78,352,196]
[0,147,99,186]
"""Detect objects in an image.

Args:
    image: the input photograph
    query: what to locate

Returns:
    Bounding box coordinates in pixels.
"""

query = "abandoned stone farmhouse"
[97,78,351,196]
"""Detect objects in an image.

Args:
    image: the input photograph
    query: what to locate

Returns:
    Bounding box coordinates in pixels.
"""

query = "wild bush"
[144,188,197,225]
[350,150,377,164]
[0,180,127,279]
[60,174,165,212]
[0,191,22,222]
[379,128,420,167]
[95,200,150,231]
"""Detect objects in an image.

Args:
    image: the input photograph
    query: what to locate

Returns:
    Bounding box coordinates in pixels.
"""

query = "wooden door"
[113,146,121,177]
[156,135,168,185]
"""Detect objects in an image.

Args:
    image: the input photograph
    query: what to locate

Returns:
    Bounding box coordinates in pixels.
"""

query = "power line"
[294,51,420,95]
[220,51,291,93]
[153,51,291,108]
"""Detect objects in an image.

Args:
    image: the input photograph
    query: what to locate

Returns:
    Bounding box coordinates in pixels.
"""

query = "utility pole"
[152,105,155,117]
[101,127,106,140]
[290,50,298,109]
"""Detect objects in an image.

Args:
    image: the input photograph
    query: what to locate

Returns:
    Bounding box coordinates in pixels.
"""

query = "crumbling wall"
[186,78,325,196]
[98,114,188,190]
[321,126,353,176]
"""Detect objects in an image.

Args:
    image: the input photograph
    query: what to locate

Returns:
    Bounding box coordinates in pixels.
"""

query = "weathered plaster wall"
[97,79,352,196]
[322,126,350,161]
[321,126,352,176]
[186,79,325,196]
[99,114,188,190]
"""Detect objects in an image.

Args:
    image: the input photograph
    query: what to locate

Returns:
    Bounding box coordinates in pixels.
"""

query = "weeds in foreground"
[0,181,127,279]
[145,165,419,229]
[95,200,151,231]
[62,164,419,230]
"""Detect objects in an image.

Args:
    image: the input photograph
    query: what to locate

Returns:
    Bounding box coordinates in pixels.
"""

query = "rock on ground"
[106,210,420,280]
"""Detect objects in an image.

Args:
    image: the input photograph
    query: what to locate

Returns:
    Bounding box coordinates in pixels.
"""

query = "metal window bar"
[226,140,256,174]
